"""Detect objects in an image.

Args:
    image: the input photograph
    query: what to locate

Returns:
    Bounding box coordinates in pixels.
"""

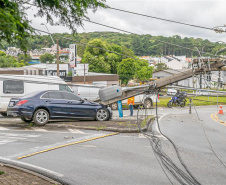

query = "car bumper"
[7,107,33,119]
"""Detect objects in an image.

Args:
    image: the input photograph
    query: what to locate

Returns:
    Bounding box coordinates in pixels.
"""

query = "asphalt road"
[0,105,226,184]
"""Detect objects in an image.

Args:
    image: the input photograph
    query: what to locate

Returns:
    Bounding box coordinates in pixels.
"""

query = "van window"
[59,84,72,92]
[3,80,24,94]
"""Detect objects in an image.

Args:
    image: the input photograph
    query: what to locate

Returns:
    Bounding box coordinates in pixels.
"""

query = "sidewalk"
[0,163,60,185]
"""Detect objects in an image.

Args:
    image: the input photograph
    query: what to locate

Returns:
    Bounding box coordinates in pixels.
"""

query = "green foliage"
[40,53,55,63]
[17,54,32,63]
[0,51,6,56]
[0,0,32,51]
[135,60,153,81]
[0,54,27,68]
[117,58,136,85]
[2,32,225,58]
[67,71,72,77]
[82,39,134,74]
[0,171,4,175]
[155,63,169,72]
[0,0,107,51]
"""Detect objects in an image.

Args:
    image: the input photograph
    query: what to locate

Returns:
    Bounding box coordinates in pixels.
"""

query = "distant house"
[152,69,192,87]
[166,60,183,69]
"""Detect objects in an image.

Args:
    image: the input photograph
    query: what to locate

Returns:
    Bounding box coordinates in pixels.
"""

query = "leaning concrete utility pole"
[57,39,59,76]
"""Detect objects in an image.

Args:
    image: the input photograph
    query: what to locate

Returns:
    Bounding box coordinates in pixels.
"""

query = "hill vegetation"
[1,32,225,57]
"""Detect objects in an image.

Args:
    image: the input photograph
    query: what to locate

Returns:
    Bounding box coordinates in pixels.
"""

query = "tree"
[0,51,6,56]
[40,53,55,63]
[117,58,136,85]
[17,54,32,63]
[0,54,27,67]
[0,0,107,51]
[134,60,153,81]
[155,63,169,72]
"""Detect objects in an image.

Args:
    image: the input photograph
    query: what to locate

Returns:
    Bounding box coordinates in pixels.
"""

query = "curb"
[0,157,73,185]
[0,117,156,133]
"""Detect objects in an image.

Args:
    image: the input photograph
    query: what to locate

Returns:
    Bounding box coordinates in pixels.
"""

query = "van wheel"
[96,108,110,121]
[133,105,139,109]
[111,103,118,110]
[33,109,49,126]
[0,113,7,117]
[21,117,32,123]
[144,99,152,109]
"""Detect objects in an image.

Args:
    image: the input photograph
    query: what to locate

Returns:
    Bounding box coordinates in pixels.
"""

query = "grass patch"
[155,96,226,107]
[0,171,4,175]
[96,126,107,131]
[141,116,153,128]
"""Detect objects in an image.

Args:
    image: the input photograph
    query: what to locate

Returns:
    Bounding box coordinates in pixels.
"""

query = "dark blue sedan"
[7,90,111,126]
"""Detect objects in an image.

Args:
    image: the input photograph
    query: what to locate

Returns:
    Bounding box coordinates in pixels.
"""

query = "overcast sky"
[28,0,226,43]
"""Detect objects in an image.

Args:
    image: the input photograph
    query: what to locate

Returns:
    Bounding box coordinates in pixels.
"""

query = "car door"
[42,91,69,118]
[62,92,94,118]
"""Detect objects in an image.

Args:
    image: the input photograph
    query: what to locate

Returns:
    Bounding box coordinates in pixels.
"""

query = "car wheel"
[96,108,109,121]
[111,103,118,110]
[167,102,173,108]
[0,113,7,117]
[144,99,152,109]
[21,117,32,123]
[33,109,49,126]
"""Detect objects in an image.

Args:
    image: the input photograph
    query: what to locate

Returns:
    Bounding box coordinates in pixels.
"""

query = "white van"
[71,85,158,110]
[71,85,101,101]
[0,75,72,116]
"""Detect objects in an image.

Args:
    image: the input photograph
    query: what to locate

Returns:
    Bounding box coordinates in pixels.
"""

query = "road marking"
[32,128,48,132]
[68,128,85,134]
[210,113,226,126]
[0,127,9,131]
[0,133,40,145]
[17,132,119,160]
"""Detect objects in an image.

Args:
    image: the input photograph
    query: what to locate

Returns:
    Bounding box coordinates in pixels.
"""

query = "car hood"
[88,101,101,106]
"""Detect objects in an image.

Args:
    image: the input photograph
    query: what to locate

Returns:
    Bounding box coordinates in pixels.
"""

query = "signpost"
[69,44,77,76]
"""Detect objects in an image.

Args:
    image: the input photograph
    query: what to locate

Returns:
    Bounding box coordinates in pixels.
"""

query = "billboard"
[69,44,77,67]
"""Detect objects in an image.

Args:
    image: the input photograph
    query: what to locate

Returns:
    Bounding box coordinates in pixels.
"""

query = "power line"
[109,7,226,33]
[23,1,226,58]
[83,19,226,59]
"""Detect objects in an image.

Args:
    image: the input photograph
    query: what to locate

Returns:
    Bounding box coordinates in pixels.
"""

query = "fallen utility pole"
[96,58,226,105]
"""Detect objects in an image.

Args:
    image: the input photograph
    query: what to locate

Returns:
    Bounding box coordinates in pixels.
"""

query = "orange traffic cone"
[218,105,224,115]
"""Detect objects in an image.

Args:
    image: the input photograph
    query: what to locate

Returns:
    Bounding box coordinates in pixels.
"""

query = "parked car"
[7,90,112,126]
[0,75,72,117]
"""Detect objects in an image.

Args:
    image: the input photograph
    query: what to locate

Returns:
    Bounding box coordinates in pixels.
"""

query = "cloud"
[28,0,226,43]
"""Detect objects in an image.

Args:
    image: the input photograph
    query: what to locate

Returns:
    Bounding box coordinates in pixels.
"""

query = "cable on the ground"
[136,90,201,185]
